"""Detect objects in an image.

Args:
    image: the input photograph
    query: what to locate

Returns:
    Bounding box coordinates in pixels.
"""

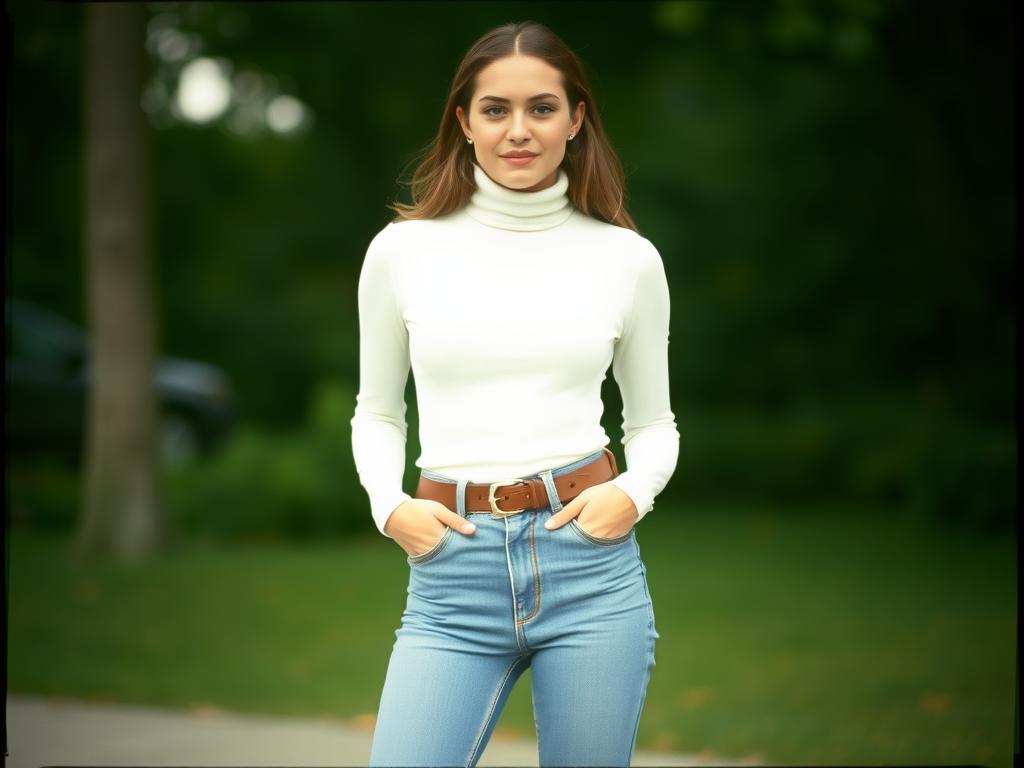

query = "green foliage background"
[7,0,1015,535]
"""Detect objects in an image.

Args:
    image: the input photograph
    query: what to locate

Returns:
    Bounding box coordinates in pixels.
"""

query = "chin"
[491,163,554,192]
[491,171,534,190]
[502,176,540,190]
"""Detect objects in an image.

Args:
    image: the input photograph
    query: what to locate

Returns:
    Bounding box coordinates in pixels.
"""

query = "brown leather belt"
[415,447,619,516]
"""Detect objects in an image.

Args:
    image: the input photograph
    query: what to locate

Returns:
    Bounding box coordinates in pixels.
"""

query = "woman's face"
[456,55,585,193]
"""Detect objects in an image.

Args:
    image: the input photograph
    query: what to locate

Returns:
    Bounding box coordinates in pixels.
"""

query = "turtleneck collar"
[464,161,573,231]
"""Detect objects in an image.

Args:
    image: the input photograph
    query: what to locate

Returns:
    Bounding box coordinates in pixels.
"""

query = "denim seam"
[515,518,542,626]
[632,538,657,760]
[406,526,453,565]
[634,537,657,634]
[568,518,634,547]
[502,516,527,653]
[467,654,529,767]
[627,536,656,767]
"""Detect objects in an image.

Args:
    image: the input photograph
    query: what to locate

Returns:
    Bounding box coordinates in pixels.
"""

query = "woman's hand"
[384,499,476,557]
[543,482,639,538]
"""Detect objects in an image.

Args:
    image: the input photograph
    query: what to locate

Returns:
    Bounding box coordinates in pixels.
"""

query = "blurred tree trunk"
[74,3,164,562]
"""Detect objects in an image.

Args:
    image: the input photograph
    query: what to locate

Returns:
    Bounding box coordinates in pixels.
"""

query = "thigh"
[529,527,659,767]
[529,623,656,767]
[370,520,529,767]
[370,638,529,767]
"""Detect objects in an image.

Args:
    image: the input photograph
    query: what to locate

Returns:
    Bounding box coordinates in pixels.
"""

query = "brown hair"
[386,20,639,233]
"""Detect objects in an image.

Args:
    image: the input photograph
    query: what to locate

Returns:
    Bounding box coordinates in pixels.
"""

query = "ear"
[572,101,586,135]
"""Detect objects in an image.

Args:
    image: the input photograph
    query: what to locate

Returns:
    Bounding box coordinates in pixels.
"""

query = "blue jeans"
[369,450,660,767]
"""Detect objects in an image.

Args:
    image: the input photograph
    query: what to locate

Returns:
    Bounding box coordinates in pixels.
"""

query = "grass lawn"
[7,505,1016,767]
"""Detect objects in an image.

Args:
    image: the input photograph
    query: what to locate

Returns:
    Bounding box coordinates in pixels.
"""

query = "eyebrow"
[477,93,561,103]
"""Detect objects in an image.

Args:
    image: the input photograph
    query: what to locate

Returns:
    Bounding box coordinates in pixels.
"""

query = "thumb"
[441,509,477,535]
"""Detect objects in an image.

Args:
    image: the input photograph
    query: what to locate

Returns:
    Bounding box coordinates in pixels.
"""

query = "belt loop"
[539,470,562,514]
[455,478,470,518]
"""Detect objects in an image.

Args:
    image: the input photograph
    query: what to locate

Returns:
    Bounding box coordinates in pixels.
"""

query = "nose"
[507,109,531,141]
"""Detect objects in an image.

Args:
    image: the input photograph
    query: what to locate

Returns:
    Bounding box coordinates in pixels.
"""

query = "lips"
[501,152,537,158]
[502,154,536,166]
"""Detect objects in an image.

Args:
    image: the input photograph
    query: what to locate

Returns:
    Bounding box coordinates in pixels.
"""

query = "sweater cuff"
[372,492,413,539]
[607,472,655,524]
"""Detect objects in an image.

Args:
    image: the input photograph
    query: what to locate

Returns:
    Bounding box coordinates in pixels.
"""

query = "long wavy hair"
[387,20,639,233]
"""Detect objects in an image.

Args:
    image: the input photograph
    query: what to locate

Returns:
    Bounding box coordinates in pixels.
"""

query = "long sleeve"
[608,238,680,523]
[350,225,412,538]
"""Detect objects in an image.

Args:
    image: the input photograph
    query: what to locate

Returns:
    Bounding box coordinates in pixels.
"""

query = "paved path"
[6,693,761,767]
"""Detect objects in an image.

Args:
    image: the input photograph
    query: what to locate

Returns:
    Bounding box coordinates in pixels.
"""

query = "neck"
[464,162,573,232]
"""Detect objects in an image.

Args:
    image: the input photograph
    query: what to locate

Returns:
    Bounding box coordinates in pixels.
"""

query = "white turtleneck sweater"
[352,162,680,538]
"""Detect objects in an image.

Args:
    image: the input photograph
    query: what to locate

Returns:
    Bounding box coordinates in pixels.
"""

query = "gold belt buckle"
[488,478,526,516]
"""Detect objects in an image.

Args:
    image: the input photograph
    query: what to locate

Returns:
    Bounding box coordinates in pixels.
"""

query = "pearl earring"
[466,137,473,144]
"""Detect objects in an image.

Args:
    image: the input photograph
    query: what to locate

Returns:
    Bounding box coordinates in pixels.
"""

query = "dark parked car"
[5,298,236,468]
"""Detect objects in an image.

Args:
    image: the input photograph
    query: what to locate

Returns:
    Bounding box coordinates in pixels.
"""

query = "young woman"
[351,19,679,768]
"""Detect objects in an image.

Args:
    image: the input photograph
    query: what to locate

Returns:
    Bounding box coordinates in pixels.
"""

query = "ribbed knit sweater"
[351,161,680,538]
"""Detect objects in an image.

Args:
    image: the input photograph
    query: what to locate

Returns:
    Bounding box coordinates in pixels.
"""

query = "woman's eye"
[483,105,556,117]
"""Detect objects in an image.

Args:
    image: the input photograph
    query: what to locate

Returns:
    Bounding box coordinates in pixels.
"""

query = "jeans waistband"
[419,449,608,485]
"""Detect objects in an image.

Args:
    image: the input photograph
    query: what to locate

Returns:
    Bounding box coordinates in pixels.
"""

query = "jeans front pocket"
[568,518,635,547]
[407,525,456,566]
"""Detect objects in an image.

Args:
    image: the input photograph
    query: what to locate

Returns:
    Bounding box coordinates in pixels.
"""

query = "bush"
[670,406,850,504]
[665,401,1015,531]
[5,460,81,532]
[908,418,1016,532]
[165,380,369,541]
